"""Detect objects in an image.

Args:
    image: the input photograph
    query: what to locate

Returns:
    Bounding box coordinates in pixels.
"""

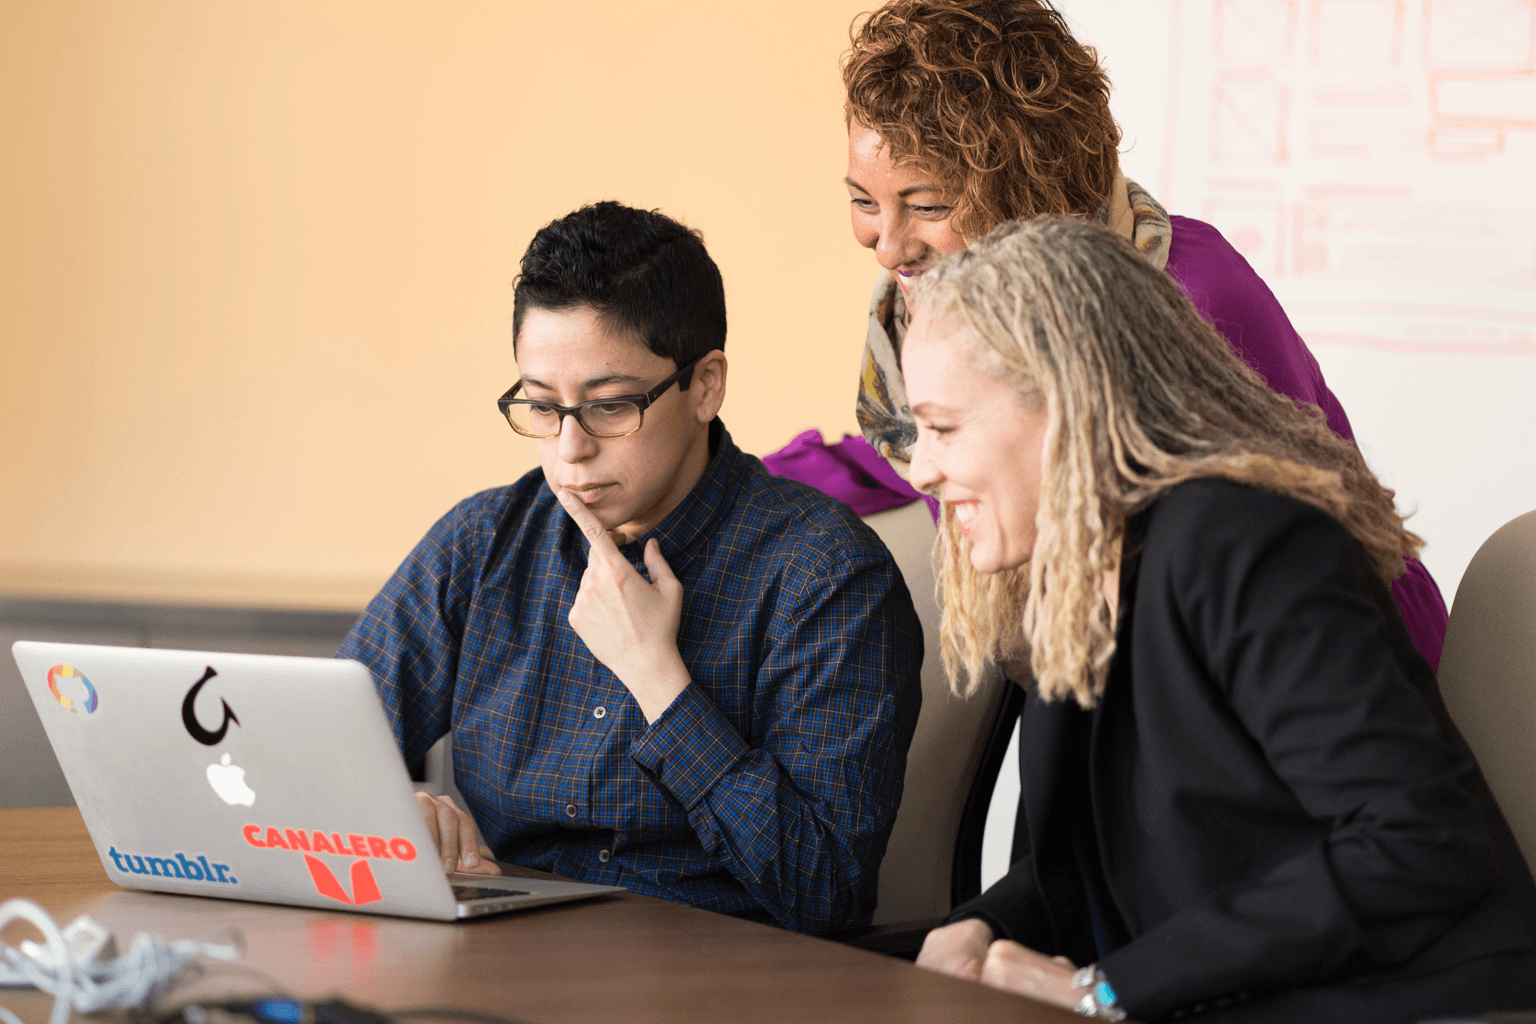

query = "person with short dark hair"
[340,201,923,933]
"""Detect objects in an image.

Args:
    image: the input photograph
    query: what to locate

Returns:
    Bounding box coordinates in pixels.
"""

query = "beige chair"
[1436,508,1536,873]
[858,499,1015,925]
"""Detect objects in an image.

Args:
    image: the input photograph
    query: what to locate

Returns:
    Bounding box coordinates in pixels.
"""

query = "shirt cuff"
[627,682,751,810]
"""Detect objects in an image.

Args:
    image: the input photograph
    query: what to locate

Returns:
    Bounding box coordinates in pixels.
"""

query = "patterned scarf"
[855,175,1171,471]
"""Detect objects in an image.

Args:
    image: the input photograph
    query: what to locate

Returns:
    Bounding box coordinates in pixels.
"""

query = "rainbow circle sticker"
[47,664,99,715]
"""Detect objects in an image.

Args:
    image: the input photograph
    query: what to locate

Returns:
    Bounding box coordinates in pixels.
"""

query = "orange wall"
[0,1,875,609]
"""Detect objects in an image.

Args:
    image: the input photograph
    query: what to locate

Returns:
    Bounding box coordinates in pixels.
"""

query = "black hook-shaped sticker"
[182,666,239,745]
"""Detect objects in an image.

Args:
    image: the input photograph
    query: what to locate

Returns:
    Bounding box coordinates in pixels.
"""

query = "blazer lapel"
[1018,688,1073,859]
[1085,510,1150,945]
[1017,687,1099,961]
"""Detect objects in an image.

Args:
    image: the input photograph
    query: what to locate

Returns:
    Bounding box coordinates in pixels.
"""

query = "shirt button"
[593,706,606,719]
[598,849,611,863]
[565,804,577,818]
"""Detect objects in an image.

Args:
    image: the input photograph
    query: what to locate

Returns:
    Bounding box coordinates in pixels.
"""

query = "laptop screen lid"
[11,641,621,920]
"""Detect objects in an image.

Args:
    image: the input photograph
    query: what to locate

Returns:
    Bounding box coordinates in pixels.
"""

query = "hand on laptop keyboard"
[414,791,501,876]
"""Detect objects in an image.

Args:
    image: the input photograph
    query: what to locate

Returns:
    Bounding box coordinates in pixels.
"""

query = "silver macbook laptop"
[11,641,624,920]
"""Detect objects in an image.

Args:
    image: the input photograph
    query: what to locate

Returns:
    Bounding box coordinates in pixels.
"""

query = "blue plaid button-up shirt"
[340,422,923,933]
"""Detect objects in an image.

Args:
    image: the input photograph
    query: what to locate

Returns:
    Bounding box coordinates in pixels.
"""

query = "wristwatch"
[1071,965,1126,1021]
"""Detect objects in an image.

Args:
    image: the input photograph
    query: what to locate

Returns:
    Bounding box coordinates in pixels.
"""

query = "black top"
[952,479,1536,1022]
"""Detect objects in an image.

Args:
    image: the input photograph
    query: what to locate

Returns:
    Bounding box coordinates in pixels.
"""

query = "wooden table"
[0,808,1078,1023]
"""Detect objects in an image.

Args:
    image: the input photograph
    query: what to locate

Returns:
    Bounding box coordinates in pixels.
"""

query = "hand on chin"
[559,487,630,545]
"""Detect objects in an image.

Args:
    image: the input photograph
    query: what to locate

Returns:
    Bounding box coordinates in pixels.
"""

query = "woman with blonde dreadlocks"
[901,216,1536,1023]
[841,0,1450,670]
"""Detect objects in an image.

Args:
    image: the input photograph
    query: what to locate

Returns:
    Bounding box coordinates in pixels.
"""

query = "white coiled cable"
[0,897,242,1024]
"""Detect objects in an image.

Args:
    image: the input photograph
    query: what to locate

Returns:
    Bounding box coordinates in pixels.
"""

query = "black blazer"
[952,480,1536,1023]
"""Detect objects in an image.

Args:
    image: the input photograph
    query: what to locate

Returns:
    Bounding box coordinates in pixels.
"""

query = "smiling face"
[902,303,1051,575]
[846,123,965,298]
[514,305,726,542]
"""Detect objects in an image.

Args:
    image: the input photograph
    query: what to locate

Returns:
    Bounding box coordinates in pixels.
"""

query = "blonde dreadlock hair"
[910,217,1423,708]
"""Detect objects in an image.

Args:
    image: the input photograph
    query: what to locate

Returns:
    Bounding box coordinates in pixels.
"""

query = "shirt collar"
[609,418,748,572]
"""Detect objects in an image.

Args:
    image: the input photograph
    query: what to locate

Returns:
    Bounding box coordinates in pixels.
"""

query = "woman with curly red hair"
[841,0,1449,670]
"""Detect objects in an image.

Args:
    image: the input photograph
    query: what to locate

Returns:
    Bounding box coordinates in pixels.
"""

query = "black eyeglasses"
[496,355,703,439]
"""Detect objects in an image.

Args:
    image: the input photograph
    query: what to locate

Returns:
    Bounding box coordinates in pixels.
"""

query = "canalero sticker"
[243,824,417,906]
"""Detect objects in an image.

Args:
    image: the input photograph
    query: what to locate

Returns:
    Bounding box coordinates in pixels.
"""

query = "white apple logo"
[206,752,256,806]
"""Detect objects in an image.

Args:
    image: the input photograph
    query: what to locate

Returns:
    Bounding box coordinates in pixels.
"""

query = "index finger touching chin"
[556,487,626,558]
[556,488,603,537]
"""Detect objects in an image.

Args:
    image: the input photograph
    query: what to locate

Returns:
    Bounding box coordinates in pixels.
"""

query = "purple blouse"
[1166,216,1447,670]
[766,216,1449,670]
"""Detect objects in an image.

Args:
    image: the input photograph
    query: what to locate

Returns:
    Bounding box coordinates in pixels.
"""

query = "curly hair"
[909,218,1425,708]
[844,0,1122,241]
